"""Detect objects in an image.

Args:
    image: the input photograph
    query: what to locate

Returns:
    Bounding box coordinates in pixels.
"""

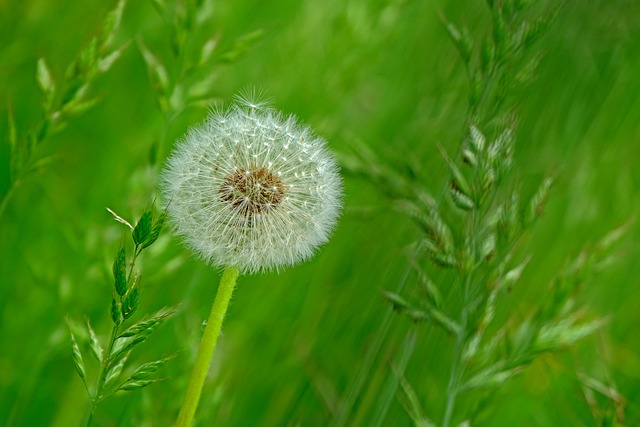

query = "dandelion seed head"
[161,97,342,274]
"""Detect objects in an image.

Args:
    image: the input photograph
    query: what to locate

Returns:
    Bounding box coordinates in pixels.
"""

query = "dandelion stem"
[177,266,239,427]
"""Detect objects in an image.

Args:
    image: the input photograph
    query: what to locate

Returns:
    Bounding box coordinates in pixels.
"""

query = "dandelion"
[161,97,342,273]
[161,95,342,426]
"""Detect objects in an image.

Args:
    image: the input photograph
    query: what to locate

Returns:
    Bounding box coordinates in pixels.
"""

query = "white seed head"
[161,98,343,274]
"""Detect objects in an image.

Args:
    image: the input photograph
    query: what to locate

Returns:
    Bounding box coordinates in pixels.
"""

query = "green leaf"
[408,257,442,307]
[139,211,165,250]
[98,0,127,48]
[381,290,411,312]
[85,319,103,363]
[60,78,87,107]
[109,335,147,369]
[128,355,175,382]
[98,44,127,73]
[469,125,486,153]
[497,256,531,292]
[62,97,99,117]
[133,211,153,247]
[118,378,161,391]
[408,306,460,335]
[218,29,265,63]
[394,370,436,427]
[118,306,176,339]
[450,188,476,211]
[68,325,86,380]
[113,245,127,296]
[37,58,55,109]
[397,198,454,255]
[104,351,129,392]
[122,287,140,320]
[111,297,122,326]
[441,18,473,65]
[437,144,475,210]
[78,38,98,76]
[460,363,522,391]
[137,41,170,100]
[7,107,17,152]
[492,9,508,63]
[526,176,554,224]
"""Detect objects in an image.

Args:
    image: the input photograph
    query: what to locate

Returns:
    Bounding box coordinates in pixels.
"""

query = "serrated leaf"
[37,58,55,96]
[60,77,87,107]
[104,351,129,391]
[118,378,161,391]
[382,290,411,312]
[408,257,441,306]
[122,287,139,320]
[118,306,176,339]
[396,375,436,427]
[481,232,496,261]
[78,38,98,75]
[98,0,126,48]
[460,363,522,391]
[488,127,514,167]
[113,246,127,296]
[218,29,265,63]
[133,211,153,247]
[450,187,476,211]
[98,44,126,73]
[138,41,170,96]
[62,96,99,117]
[480,36,494,76]
[85,319,103,363]
[437,143,474,209]
[395,199,453,254]
[37,58,55,110]
[497,256,531,292]
[492,9,508,63]
[68,326,86,380]
[469,125,486,153]
[527,176,554,223]
[535,316,608,352]
[199,37,218,66]
[462,148,477,167]
[408,306,460,335]
[595,222,631,254]
[441,18,473,65]
[415,238,457,268]
[111,297,122,326]
[109,335,147,369]
[139,211,165,250]
[128,355,175,382]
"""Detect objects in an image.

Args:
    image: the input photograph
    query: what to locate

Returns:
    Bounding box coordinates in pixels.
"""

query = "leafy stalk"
[68,206,175,426]
[1,0,128,222]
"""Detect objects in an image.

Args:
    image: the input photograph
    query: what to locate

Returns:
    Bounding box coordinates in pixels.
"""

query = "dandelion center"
[219,167,285,215]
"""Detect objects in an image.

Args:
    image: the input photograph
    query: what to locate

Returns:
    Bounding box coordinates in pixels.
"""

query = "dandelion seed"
[161,97,342,274]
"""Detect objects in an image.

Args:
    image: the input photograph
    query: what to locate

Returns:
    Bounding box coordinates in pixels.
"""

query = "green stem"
[177,266,239,427]
[444,209,479,427]
[442,309,468,427]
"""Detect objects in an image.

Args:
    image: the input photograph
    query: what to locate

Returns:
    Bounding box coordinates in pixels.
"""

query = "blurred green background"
[1,0,639,425]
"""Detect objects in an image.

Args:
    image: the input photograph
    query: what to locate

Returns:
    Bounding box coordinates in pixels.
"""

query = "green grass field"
[1,0,639,425]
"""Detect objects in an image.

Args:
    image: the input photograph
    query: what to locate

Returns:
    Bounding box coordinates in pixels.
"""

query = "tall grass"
[1,0,639,425]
